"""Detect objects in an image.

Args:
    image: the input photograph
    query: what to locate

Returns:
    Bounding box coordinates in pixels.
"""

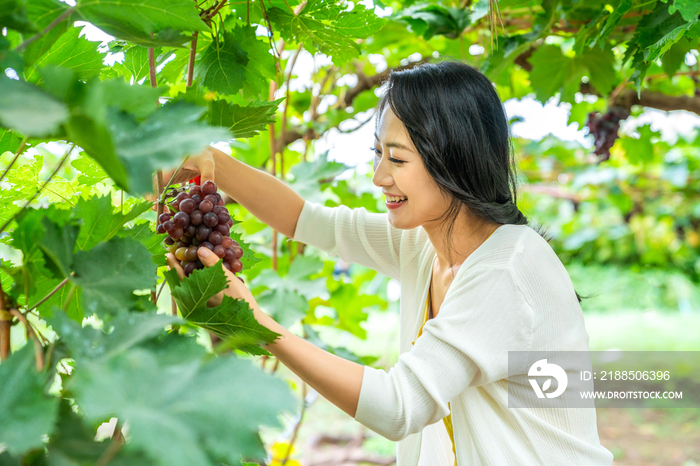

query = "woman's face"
[372,107,448,230]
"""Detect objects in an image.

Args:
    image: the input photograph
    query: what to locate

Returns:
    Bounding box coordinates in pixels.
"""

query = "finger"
[166,253,185,280]
[197,247,240,287]
[199,152,216,184]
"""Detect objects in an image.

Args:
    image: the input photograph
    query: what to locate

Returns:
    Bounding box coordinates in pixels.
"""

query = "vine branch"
[0,282,10,361]
[14,7,75,52]
[10,309,44,371]
[0,144,75,235]
[186,31,199,87]
[0,137,29,183]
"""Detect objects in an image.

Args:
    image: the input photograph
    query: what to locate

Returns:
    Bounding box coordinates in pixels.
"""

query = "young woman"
[166,61,614,465]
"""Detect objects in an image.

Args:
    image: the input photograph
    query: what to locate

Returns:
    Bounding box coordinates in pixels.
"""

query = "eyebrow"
[374,132,414,152]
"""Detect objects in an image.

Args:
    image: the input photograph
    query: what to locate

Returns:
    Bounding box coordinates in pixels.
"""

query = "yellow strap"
[412,289,458,466]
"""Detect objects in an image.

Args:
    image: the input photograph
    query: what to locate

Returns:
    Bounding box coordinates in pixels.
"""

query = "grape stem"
[158,155,191,206]
[0,281,10,361]
[0,144,75,235]
[9,309,44,371]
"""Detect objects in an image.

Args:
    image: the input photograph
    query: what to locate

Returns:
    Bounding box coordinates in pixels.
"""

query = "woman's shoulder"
[465,223,569,282]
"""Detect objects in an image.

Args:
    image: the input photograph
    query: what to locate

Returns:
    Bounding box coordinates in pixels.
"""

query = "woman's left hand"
[166,248,257,309]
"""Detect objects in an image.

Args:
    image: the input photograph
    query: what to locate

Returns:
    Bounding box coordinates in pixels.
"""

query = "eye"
[388,157,404,164]
[369,146,380,156]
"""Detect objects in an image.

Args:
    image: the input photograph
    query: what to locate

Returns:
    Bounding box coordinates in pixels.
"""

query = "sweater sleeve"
[291,200,404,281]
[353,266,534,442]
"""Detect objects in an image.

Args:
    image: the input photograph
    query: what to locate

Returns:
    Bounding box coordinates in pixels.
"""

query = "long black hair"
[375,60,586,303]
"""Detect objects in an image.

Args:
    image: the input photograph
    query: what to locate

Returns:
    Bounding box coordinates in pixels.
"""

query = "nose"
[372,155,394,188]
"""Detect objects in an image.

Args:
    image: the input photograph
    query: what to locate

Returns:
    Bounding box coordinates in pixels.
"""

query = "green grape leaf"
[164,263,280,355]
[0,344,59,456]
[391,3,470,40]
[49,310,180,362]
[0,128,22,155]
[208,98,283,139]
[24,25,106,83]
[289,151,349,203]
[581,45,617,97]
[73,195,151,251]
[75,0,208,47]
[70,152,110,185]
[303,325,378,365]
[194,29,249,95]
[0,0,37,32]
[116,45,153,83]
[0,76,69,137]
[117,221,168,267]
[619,124,659,166]
[38,215,79,278]
[307,282,385,339]
[68,335,294,466]
[72,236,156,317]
[588,0,632,50]
[46,400,154,465]
[108,101,230,194]
[252,255,327,328]
[268,0,385,66]
[230,229,263,269]
[673,0,700,22]
[235,24,277,98]
[23,0,75,67]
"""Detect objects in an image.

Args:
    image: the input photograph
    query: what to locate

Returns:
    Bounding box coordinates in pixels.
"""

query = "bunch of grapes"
[585,106,631,162]
[156,180,244,277]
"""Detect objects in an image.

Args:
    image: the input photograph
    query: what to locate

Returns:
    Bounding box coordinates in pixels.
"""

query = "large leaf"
[208,98,283,139]
[0,128,22,155]
[391,3,470,40]
[24,25,106,83]
[0,344,59,456]
[108,101,230,194]
[75,0,208,47]
[0,0,37,32]
[66,332,295,466]
[73,195,151,251]
[252,255,328,328]
[23,0,76,67]
[164,263,280,355]
[194,29,249,95]
[117,221,168,267]
[72,236,156,317]
[268,0,385,65]
[0,76,69,137]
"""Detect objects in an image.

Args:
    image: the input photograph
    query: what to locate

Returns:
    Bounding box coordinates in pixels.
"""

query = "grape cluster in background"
[157,180,244,277]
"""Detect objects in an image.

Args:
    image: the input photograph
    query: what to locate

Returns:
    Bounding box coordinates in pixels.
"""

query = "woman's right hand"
[160,145,217,187]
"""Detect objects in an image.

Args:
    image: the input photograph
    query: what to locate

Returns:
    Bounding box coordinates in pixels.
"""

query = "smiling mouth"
[386,195,408,204]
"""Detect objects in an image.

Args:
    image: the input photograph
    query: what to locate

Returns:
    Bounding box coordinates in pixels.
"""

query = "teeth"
[386,195,408,203]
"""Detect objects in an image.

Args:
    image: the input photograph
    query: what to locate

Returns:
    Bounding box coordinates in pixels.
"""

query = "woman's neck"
[423,211,501,274]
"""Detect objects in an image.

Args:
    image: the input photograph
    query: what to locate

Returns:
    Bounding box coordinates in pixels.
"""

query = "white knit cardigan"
[292,200,614,466]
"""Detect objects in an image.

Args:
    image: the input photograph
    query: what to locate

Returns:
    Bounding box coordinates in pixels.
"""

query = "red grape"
[233,246,243,259]
[164,237,175,246]
[224,248,235,262]
[215,224,230,236]
[196,225,211,241]
[200,242,214,251]
[156,223,166,234]
[163,221,174,232]
[189,185,202,196]
[190,195,201,205]
[173,212,190,228]
[213,245,226,258]
[185,246,198,262]
[218,212,230,225]
[168,227,183,240]
[209,231,223,246]
[221,237,233,248]
[184,262,196,276]
[231,259,243,273]
[190,210,203,226]
[179,199,195,214]
[202,180,217,195]
[222,262,231,271]
[184,224,197,237]
[176,192,190,203]
[199,200,213,213]
[203,212,219,228]
[203,194,217,205]
[159,213,171,223]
